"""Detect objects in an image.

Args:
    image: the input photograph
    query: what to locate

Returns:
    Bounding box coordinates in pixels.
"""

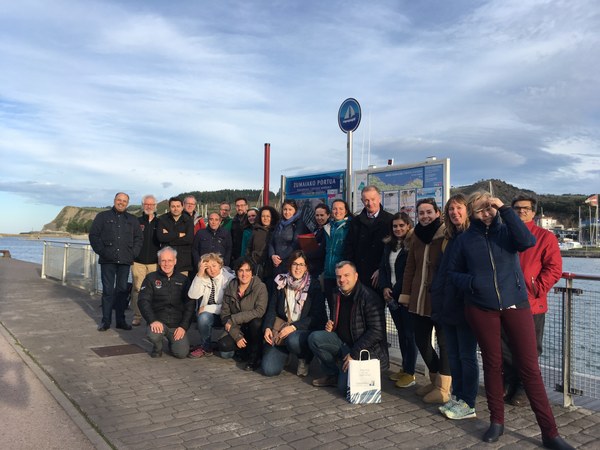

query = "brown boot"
[416,372,437,397]
[423,374,452,404]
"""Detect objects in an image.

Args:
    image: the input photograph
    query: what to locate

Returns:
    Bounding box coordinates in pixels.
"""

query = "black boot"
[482,423,504,443]
[542,435,575,450]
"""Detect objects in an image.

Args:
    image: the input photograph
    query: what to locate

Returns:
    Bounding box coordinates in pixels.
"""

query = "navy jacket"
[430,236,466,325]
[192,226,232,268]
[448,206,536,311]
[379,239,409,301]
[156,213,194,272]
[268,216,309,275]
[89,207,143,265]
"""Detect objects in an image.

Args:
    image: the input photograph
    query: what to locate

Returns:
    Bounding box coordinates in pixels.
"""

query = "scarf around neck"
[274,272,311,316]
[276,212,301,232]
[414,217,441,244]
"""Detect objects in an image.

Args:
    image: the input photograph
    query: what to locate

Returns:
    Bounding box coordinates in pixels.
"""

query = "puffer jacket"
[448,206,536,311]
[330,282,389,370]
[430,235,466,325]
[138,270,194,329]
[220,276,268,341]
[268,216,309,275]
[324,217,350,279]
[89,207,143,265]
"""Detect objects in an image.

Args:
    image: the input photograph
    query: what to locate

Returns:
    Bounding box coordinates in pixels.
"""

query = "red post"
[263,143,270,206]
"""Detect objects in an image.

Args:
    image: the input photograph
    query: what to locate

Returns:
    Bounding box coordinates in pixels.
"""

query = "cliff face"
[42,206,106,232]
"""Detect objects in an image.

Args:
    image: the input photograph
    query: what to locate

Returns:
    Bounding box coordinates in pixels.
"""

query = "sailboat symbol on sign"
[344,106,355,120]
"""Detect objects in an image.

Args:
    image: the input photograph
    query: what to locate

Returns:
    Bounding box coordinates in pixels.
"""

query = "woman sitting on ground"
[261,250,327,377]
[187,253,234,358]
[219,257,269,371]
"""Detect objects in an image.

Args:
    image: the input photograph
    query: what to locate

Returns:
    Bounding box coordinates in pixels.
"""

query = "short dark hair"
[286,250,309,272]
[331,199,351,218]
[234,197,248,204]
[315,203,330,214]
[282,199,298,212]
[168,196,183,206]
[233,256,255,273]
[511,193,537,213]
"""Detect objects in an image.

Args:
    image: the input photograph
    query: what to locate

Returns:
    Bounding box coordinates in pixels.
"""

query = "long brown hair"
[444,194,469,239]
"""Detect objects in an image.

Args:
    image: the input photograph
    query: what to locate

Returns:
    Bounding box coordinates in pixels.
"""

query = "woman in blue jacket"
[269,200,308,277]
[448,192,572,449]
[323,199,351,312]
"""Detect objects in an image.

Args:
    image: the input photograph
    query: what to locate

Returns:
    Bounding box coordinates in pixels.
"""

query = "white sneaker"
[438,395,458,414]
[296,359,309,377]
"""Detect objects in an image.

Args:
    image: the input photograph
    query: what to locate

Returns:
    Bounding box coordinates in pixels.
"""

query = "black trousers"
[218,317,263,362]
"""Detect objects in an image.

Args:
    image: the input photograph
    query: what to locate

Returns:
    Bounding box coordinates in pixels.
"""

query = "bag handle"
[359,350,371,361]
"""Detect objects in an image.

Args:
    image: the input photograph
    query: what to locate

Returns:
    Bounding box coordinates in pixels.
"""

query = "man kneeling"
[308,261,389,393]
[139,247,194,358]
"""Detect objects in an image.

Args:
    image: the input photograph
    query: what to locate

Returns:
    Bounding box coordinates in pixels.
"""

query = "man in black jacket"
[157,197,194,275]
[192,212,232,268]
[138,247,194,358]
[89,192,143,331]
[308,261,389,391]
[344,185,393,287]
[230,197,249,261]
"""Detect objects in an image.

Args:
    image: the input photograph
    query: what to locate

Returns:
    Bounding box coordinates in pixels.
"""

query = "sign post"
[338,98,361,207]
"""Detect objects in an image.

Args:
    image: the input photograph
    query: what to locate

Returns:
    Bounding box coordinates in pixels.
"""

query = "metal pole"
[562,277,574,407]
[280,175,286,209]
[62,243,69,285]
[346,130,353,207]
[41,241,47,279]
[264,143,270,206]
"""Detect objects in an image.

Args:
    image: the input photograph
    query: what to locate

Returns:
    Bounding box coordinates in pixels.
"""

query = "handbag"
[271,317,288,346]
[346,350,381,404]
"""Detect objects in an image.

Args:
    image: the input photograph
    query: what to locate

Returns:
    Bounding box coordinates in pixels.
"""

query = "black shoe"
[97,323,110,331]
[509,389,528,407]
[503,382,516,401]
[542,435,575,450]
[150,350,163,358]
[244,361,259,371]
[482,423,504,443]
[116,323,132,330]
[234,352,249,362]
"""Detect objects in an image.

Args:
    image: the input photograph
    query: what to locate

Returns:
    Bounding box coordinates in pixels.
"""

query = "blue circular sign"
[338,98,361,133]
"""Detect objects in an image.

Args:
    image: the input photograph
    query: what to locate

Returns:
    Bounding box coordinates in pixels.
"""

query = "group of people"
[88,187,572,449]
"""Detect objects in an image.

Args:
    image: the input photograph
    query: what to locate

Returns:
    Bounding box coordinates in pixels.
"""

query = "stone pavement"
[0,258,598,449]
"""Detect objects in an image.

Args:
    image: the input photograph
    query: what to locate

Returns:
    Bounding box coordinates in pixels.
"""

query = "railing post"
[41,241,47,279]
[62,243,69,285]
[562,278,574,407]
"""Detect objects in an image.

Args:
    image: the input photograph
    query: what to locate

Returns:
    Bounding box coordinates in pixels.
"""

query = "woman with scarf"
[399,198,451,404]
[187,253,235,358]
[261,250,327,377]
[268,200,309,278]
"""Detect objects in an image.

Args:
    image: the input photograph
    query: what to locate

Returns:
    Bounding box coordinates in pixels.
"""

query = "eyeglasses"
[513,206,533,211]
[473,204,495,214]
[143,203,156,206]
[291,263,306,268]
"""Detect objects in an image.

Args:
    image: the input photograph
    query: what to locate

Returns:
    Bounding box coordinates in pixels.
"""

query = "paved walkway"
[0,258,598,449]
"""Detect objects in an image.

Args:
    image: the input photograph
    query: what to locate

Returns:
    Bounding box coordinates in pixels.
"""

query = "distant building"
[539,216,558,229]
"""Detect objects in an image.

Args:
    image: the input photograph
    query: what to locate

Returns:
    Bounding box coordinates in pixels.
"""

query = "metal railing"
[41,241,599,406]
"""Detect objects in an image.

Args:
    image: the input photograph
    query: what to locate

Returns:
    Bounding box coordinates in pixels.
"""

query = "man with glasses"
[219,202,233,231]
[502,194,562,406]
[130,195,161,326]
[183,195,206,235]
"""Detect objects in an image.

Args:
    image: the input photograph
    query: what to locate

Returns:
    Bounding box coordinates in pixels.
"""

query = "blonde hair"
[199,252,224,268]
[466,191,492,217]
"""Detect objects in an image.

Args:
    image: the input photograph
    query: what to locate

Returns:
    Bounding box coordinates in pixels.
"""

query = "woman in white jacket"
[188,253,235,357]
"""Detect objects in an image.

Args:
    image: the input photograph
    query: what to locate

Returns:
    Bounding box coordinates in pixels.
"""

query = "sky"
[1,0,599,233]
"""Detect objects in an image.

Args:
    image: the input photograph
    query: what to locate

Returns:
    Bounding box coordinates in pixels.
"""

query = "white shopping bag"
[346,350,381,404]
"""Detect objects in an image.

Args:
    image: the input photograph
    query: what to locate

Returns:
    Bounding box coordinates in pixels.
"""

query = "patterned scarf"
[274,272,311,316]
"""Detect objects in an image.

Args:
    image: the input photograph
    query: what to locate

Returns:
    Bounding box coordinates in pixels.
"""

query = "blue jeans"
[388,303,418,374]
[100,263,131,326]
[197,312,221,349]
[147,325,190,359]
[443,323,479,408]
[307,330,351,393]
[261,330,312,377]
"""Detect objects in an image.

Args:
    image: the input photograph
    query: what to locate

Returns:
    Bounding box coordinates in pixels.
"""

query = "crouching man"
[308,260,389,393]
[139,247,194,358]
